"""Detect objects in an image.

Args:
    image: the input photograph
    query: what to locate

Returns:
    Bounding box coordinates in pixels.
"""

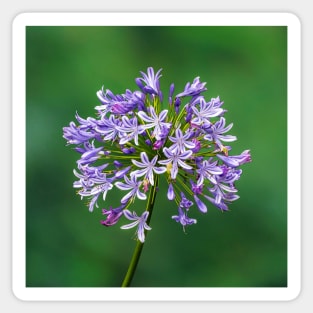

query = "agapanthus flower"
[168,128,196,153]
[115,174,147,204]
[135,67,163,98]
[116,116,145,145]
[172,192,197,230]
[203,117,237,150]
[175,76,207,98]
[191,97,224,126]
[101,205,125,226]
[131,152,166,186]
[172,206,197,230]
[158,148,193,180]
[137,106,171,140]
[63,67,251,242]
[120,210,152,243]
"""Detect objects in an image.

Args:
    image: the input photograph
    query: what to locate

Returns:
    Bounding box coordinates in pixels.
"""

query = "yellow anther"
[166,162,172,174]
[221,145,229,156]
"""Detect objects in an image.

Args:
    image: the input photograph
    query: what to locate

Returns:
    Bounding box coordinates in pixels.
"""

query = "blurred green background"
[26,26,287,287]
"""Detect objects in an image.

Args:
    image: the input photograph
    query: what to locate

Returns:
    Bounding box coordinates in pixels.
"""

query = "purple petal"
[132,168,148,177]
[162,147,173,158]
[123,209,137,220]
[132,159,145,168]
[180,150,193,159]
[115,181,132,191]
[153,166,167,174]
[141,152,150,164]
[115,166,131,178]
[158,159,171,165]
[137,111,153,123]
[147,171,155,186]
[159,110,168,121]
[171,164,178,179]
[151,155,158,165]
[120,220,139,229]
[177,159,193,170]
[136,189,147,200]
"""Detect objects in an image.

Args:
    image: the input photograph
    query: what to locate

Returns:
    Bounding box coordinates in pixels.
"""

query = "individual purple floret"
[168,128,196,153]
[120,210,152,243]
[172,193,197,230]
[203,117,237,150]
[158,148,193,180]
[217,150,251,167]
[115,174,147,204]
[172,206,197,230]
[196,158,224,186]
[135,67,163,99]
[117,116,145,146]
[131,152,167,186]
[175,76,207,98]
[101,205,125,226]
[137,106,171,140]
[190,97,224,126]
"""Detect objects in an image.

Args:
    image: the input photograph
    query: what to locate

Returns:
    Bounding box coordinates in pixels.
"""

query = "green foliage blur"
[26,26,287,287]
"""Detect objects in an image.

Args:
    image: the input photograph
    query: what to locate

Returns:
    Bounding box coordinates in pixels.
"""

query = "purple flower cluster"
[63,67,251,242]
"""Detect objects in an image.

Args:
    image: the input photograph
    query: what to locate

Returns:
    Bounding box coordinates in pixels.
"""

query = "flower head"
[63,67,251,242]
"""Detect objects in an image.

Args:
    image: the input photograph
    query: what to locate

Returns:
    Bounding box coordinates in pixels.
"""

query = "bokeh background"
[26,26,287,287]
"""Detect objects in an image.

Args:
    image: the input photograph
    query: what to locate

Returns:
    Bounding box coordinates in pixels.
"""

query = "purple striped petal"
[141,152,149,164]
[159,110,168,121]
[153,166,167,174]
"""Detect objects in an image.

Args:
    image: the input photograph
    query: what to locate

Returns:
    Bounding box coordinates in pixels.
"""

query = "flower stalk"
[121,175,159,287]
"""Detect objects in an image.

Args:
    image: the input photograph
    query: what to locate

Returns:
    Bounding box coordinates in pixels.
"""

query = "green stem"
[121,239,144,287]
[121,175,159,287]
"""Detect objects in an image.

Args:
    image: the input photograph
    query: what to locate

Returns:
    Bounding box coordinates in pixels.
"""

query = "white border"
[12,12,301,301]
